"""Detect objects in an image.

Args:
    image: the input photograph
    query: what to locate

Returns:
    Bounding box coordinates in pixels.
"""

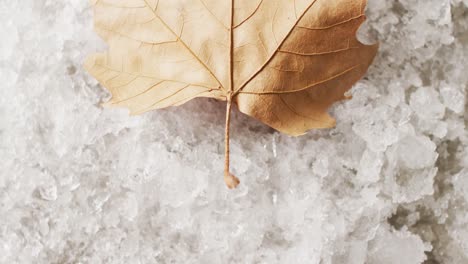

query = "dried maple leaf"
[85,0,378,188]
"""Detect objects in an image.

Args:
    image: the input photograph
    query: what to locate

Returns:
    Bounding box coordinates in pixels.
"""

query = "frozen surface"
[1,0,467,263]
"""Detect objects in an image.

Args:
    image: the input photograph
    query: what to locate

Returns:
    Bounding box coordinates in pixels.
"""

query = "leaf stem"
[224,97,240,188]
[223,0,239,189]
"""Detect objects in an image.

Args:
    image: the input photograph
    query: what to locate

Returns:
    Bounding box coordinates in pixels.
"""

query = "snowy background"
[1,0,468,263]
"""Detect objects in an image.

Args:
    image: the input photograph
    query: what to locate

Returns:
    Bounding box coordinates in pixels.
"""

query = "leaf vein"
[97,26,177,45]
[94,62,219,90]
[111,80,165,104]
[238,63,362,95]
[136,84,191,113]
[142,0,225,90]
[234,0,319,94]
[233,0,264,29]
[297,14,364,30]
[199,0,229,30]
[278,46,360,56]
[277,95,325,123]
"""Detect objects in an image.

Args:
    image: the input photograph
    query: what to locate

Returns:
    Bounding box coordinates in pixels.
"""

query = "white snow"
[1,0,468,263]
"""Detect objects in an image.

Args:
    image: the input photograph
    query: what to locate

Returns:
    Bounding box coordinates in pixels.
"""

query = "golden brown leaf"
[85,0,378,188]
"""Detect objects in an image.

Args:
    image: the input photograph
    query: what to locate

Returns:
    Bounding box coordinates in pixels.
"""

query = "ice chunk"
[357,150,384,183]
[367,225,431,264]
[38,183,58,201]
[397,135,438,170]
[313,157,329,178]
[440,84,466,114]
[410,87,446,120]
